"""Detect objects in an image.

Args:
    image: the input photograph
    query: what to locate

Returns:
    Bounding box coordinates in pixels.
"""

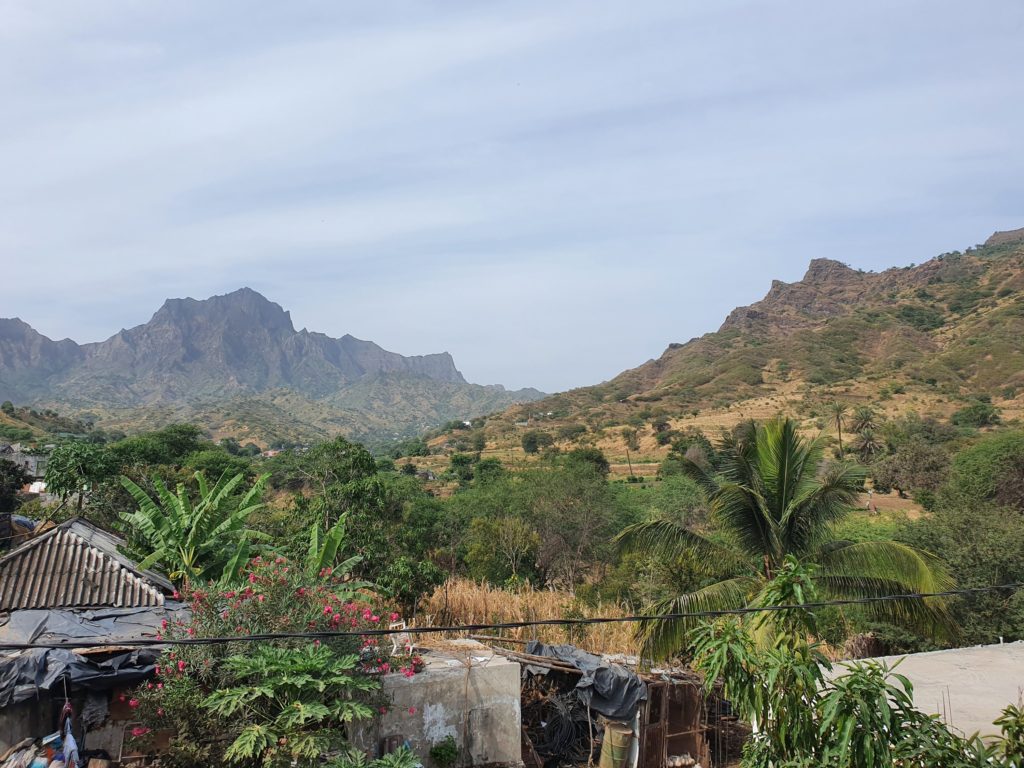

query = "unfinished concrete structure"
[355,641,522,767]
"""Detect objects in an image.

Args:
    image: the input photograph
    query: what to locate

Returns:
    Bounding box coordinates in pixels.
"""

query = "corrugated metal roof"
[0,519,174,611]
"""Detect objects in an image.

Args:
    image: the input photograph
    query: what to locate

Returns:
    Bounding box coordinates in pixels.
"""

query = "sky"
[1,1,1023,393]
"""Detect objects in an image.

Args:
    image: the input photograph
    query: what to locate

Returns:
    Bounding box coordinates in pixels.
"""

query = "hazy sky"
[2,1,1022,392]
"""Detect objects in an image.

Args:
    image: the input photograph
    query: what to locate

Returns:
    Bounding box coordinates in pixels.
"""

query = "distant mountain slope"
[0,288,544,444]
[491,228,1024,447]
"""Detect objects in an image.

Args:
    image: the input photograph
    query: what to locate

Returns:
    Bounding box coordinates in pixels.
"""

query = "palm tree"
[850,406,878,434]
[617,417,951,657]
[829,401,849,457]
[121,471,269,586]
[852,428,885,463]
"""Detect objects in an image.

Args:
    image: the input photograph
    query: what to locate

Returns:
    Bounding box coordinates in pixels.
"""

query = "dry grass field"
[420,577,640,656]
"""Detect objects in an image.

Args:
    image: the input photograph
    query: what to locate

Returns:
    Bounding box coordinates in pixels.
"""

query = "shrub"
[940,430,1024,512]
[130,556,415,767]
[429,736,459,768]
[896,304,945,331]
[951,400,1000,428]
[521,430,553,454]
[556,424,588,442]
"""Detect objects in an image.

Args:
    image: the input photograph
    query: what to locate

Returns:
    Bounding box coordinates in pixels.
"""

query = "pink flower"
[186,627,195,636]
[370,615,380,623]
[154,665,161,675]
[172,590,180,600]
[131,726,150,737]
[323,605,334,615]
[160,619,168,630]
[146,683,153,690]
[408,706,417,715]
[257,594,266,603]
[129,698,140,709]
[157,683,163,690]
[390,612,400,622]
[177,660,186,672]
[403,668,415,679]
[225,591,236,598]
[156,708,165,716]
[155,633,163,641]
[248,573,257,583]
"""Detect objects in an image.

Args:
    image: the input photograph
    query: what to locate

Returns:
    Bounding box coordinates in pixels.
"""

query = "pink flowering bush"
[130,556,421,767]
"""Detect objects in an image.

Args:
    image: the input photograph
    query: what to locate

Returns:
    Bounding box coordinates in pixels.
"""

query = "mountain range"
[486,227,1024,454]
[5,226,1023,451]
[0,288,544,444]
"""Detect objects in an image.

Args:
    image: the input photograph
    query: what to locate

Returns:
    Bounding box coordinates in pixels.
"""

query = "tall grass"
[421,578,639,656]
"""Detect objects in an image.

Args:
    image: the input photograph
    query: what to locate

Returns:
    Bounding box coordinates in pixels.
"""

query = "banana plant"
[120,470,270,587]
[305,513,363,579]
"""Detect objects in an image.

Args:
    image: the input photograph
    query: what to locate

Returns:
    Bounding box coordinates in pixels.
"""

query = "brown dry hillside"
[473,227,1024,464]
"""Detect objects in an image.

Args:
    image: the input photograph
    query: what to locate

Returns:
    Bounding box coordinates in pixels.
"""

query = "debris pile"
[521,676,592,766]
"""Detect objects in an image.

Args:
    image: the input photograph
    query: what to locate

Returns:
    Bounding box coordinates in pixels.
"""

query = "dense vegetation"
[4,390,1024,764]
[691,560,1024,767]
[1,393,1019,656]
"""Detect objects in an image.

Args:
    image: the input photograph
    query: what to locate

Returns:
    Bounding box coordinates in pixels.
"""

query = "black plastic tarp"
[0,605,187,646]
[0,647,159,706]
[0,604,188,707]
[525,640,647,721]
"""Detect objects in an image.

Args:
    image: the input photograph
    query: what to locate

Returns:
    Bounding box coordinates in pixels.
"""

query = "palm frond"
[757,417,815,522]
[615,517,751,575]
[638,577,759,659]
[783,460,865,557]
[817,540,956,638]
[675,454,720,497]
[712,482,778,564]
[818,540,953,594]
[815,574,956,639]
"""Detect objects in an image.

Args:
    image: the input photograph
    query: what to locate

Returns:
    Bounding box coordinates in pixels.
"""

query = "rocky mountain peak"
[985,228,1024,247]
[152,287,296,336]
[0,290,543,437]
[802,258,859,283]
[721,257,869,332]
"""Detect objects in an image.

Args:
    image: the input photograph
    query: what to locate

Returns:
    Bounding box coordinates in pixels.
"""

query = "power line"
[2,581,1021,651]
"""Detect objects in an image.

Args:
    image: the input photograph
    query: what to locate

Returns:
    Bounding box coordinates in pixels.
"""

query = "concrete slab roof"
[830,642,1024,738]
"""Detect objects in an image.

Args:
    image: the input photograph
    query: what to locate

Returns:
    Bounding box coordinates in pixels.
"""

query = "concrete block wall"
[354,648,522,767]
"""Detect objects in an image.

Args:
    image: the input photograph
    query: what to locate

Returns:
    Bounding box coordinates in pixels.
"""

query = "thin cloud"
[0,0,1022,391]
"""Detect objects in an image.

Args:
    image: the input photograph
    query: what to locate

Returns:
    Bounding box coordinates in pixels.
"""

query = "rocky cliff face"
[0,319,83,400]
[0,288,540,439]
